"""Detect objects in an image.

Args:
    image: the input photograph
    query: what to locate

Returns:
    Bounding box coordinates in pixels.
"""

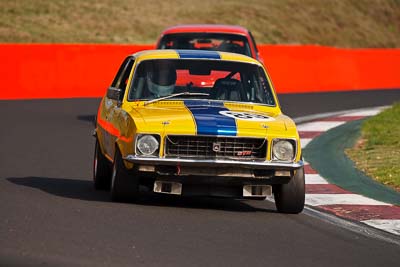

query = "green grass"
[346,103,400,191]
[1,0,400,47]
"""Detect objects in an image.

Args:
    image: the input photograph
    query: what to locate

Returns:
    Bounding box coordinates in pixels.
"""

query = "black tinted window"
[158,33,252,57]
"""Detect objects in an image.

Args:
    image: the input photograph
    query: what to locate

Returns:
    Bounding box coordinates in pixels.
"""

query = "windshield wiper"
[144,92,210,106]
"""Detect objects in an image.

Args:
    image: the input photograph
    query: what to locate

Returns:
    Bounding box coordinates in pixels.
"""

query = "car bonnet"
[125,100,287,138]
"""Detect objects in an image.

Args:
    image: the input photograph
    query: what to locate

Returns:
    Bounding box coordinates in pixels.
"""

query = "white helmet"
[147,65,177,97]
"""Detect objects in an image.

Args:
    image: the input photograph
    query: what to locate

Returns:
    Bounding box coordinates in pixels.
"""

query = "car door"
[102,56,135,160]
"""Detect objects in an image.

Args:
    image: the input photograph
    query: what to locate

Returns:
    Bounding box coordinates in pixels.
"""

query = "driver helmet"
[147,63,177,97]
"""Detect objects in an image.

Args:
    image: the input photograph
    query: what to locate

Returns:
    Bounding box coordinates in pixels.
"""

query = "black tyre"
[111,149,139,202]
[93,139,112,190]
[251,196,267,201]
[273,167,305,214]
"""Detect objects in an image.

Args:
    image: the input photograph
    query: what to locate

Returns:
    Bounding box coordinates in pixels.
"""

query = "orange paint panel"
[259,45,400,93]
[0,44,399,99]
[0,44,152,99]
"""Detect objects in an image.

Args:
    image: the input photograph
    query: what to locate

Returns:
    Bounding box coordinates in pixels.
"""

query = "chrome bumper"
[123,155,304,170]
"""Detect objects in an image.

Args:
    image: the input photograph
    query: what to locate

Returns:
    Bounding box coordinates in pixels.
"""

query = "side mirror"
[107,87,123,101]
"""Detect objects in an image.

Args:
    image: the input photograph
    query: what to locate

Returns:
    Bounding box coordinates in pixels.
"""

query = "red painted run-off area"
[1,44,400,99]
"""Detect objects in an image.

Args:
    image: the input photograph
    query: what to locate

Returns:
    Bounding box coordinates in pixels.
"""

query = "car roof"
[132,49,261,65]
[160,24,250,36]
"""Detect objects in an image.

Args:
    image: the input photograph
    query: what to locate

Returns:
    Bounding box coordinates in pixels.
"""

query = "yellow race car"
[93,49,305,213]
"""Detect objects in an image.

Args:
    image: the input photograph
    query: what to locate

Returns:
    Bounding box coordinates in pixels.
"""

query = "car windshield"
[158,33,252,57]
[128,59,276,106]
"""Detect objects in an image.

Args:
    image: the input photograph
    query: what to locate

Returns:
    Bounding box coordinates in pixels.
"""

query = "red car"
[156,24,264,64]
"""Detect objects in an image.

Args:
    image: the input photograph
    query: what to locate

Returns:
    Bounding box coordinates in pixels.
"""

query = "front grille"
[165,135,267,160]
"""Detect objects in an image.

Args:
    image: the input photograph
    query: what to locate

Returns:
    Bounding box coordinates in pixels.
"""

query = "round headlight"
[137,135,159,156]
[272,140,294,161]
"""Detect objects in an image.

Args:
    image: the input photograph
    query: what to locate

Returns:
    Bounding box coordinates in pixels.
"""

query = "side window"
[117,60,134,92]
[111,58,129,88]
[111,57,135,91]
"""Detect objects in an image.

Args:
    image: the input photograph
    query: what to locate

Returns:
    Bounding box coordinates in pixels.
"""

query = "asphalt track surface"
[1,89,400,266]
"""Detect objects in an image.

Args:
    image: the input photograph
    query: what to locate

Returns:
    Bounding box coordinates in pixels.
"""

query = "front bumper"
[124,156,303,197]
[123,155,303,170]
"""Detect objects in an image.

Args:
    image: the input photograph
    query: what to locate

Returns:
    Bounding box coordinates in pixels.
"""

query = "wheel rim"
[94,149,98,178]
[111,161,117,191]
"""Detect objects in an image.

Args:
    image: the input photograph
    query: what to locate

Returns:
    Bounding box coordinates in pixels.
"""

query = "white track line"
[340,107,386,117]
[301,138,312,148]
[361,220,400,236]
[305,174,329,184]
[305,194,392,206]
[297,121,346,132]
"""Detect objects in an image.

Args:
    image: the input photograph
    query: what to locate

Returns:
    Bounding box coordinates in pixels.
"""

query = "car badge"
[237,151,252,156]
[212,142,221,152]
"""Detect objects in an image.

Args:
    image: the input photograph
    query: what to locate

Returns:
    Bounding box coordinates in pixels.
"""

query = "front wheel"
[93,139,112,190]
[273,167,305,214]
[111,149,139,202]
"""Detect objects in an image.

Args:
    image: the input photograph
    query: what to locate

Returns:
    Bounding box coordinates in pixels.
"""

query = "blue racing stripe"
[177,50,221,59]
[184,100,236,136]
